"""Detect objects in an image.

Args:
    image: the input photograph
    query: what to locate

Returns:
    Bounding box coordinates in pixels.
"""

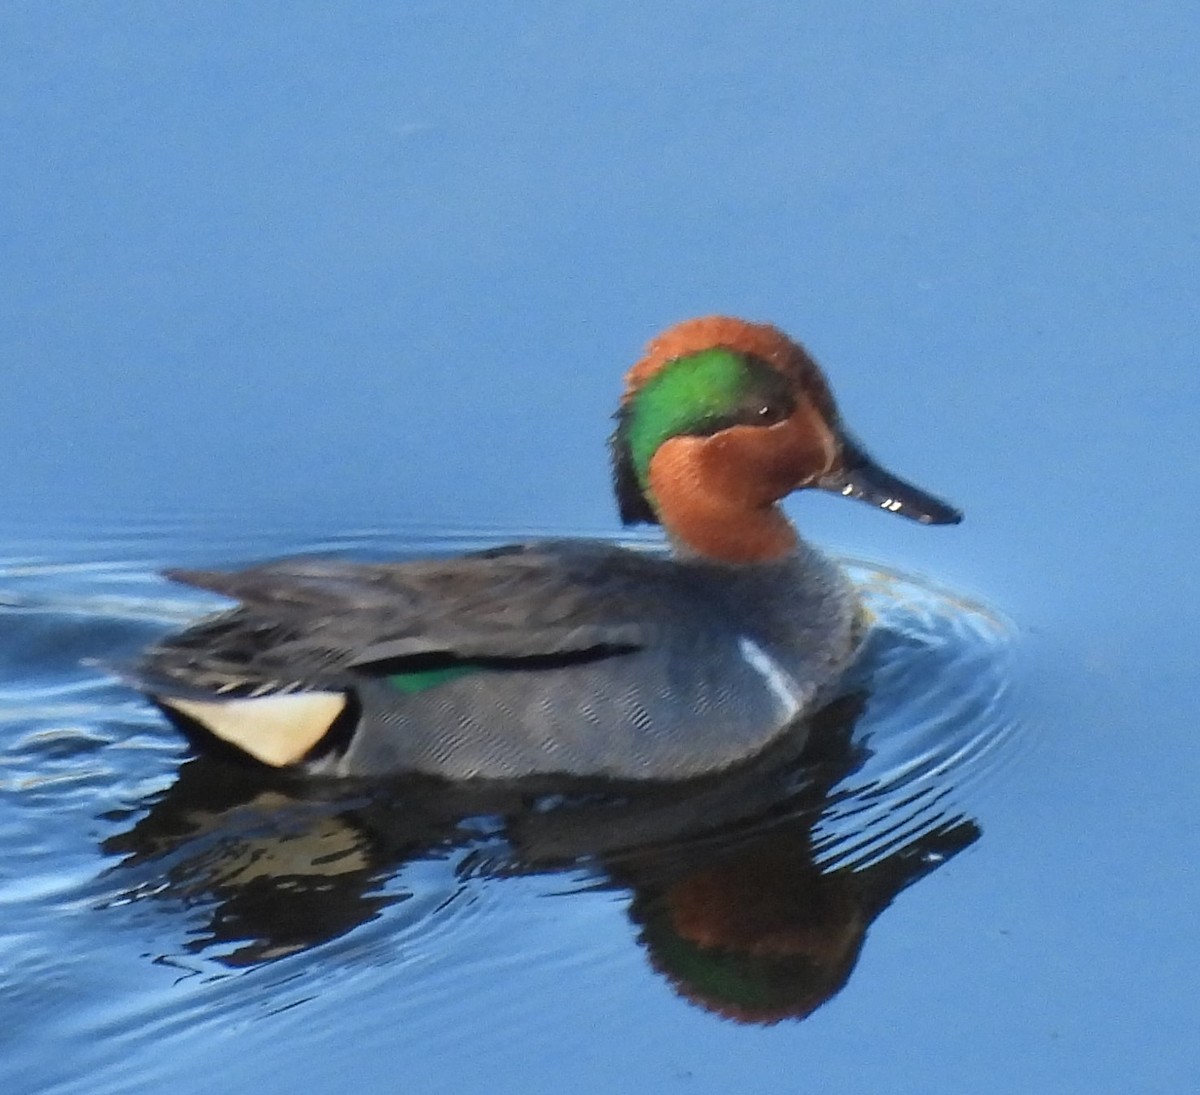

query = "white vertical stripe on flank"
[737,636,801,720]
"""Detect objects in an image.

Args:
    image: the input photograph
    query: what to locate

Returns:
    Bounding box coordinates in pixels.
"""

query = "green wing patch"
[386,663,482,694]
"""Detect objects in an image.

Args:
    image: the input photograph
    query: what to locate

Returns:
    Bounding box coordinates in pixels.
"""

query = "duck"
[137,316,961,781]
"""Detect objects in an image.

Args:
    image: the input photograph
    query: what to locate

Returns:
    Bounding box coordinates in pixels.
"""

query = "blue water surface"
[2,4,1198,1093]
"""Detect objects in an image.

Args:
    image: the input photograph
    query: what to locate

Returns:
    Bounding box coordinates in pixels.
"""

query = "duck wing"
[140,541,672,697]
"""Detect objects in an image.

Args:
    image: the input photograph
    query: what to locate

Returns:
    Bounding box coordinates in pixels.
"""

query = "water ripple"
[810,560,1026,871]
[0,536,1027,1071]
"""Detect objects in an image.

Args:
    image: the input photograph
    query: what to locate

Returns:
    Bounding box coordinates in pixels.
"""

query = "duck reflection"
[101,694,979,1020]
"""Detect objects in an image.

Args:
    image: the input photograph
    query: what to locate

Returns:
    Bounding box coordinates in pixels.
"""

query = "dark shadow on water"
[100,694,980,1025]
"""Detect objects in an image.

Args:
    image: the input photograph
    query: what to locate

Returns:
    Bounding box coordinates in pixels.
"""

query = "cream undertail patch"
[161,691,347,767]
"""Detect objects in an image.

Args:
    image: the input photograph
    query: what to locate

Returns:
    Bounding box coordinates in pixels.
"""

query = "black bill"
[817,436,963,525]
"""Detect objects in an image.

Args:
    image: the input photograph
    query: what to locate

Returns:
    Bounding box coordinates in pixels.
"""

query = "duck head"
[611,316,961,564]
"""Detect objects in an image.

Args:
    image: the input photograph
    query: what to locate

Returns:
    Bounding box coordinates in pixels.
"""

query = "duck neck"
[657,495,800,565]
[641,418,826,565]
[646,433,803,565]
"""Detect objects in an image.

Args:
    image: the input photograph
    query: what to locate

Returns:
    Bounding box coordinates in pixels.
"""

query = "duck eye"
[756,401,789,424]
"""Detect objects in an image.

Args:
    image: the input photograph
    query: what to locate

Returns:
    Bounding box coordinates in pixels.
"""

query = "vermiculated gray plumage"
[137,540,862,779]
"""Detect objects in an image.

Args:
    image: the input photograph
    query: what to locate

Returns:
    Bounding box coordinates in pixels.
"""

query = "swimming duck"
[138,316,960,780]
